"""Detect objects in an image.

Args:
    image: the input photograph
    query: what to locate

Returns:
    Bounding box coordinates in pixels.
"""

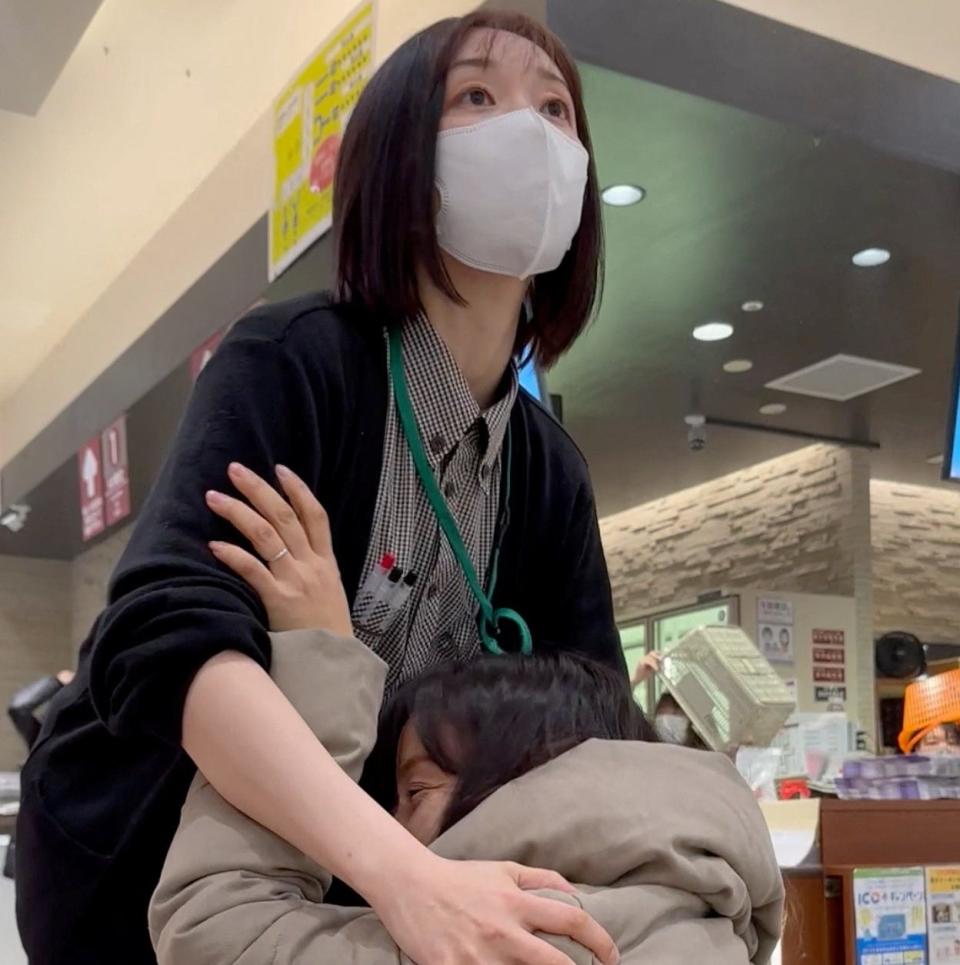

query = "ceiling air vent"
[765,354,920,402]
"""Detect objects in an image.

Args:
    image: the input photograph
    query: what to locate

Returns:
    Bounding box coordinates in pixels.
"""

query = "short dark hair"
[362,653,656,836]
[333,10,603,367]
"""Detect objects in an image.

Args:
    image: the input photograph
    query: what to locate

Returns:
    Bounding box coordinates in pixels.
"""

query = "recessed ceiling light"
[741,300,764,313]
[693,321,734,342]
[723,359,754,373]
[926,453,944,466]
[601,184,646,206]
[852,247,891,268]
[760,403,787,416]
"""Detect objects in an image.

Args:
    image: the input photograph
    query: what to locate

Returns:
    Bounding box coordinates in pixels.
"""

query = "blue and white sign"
[854,867,928,964]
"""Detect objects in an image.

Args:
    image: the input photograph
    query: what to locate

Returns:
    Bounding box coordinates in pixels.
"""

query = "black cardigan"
[16,293,622,965]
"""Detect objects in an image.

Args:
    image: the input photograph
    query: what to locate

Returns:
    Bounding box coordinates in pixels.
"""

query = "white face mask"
[434,108,589,279]
[657,714,691,745]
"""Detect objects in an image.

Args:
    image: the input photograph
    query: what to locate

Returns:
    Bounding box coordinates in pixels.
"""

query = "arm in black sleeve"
[8,676,63,748]
[89,327,324,746]
[554,478,626,676]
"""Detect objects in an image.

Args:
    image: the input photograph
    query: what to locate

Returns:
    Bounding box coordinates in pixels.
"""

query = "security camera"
[684,414,706,452]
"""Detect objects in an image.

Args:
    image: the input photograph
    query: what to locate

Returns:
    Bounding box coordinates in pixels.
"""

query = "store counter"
[779,799,960,963]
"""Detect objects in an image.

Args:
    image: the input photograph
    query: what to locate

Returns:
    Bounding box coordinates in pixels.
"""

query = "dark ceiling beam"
[548,0,960,175]
[705,416,881,451]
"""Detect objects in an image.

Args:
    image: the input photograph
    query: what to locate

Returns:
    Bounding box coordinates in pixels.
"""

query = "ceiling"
[2,0,960,558]
[0,0,370,410]
[3,0,959,461]
[0,0,104,115]
[550,63,960,516]
[716,0,960,84]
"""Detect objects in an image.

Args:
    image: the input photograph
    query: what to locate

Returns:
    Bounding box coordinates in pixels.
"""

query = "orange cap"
[899,668,960,753]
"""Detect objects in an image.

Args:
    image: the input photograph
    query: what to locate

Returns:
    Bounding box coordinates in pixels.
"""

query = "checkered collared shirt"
[352,314,518,692]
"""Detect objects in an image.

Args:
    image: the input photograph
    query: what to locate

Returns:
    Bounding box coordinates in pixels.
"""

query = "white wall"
[738,588,862,722]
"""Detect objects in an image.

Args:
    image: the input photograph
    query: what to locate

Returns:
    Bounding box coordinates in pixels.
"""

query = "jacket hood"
[431,738,783,960]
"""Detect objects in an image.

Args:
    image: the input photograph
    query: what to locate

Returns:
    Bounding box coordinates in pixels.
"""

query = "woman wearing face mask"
[654,692,709,751]
[149,485,783,965]
[17,12,625,965]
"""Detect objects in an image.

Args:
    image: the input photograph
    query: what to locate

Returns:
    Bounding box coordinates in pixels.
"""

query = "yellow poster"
[927,866,960,962]
[269,1,376,280]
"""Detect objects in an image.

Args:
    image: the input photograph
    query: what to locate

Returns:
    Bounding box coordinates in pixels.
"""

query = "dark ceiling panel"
[546,63,960,515]
[548,0,960,176]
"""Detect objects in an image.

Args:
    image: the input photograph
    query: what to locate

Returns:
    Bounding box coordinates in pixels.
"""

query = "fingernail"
[208,541,224,553]
[228,462,247,478]
[206,490,224,505]
[276,464,292,480]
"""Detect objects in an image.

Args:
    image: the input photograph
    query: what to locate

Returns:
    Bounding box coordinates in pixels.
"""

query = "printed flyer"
[927,866,960,962]
[854,867,928,964]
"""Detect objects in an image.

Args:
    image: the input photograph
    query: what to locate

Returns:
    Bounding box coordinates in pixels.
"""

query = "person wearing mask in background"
[17,12,627,965]
[917,723,960,755]
[631,653,709,749]
[635,656,736,755]
[654,692,710,751]
[150,483,784,965]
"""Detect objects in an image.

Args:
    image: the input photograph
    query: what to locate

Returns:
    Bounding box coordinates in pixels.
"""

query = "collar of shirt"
[400,315,518,490]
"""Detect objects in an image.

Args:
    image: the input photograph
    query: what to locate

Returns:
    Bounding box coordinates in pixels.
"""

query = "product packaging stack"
[836,754,960,800]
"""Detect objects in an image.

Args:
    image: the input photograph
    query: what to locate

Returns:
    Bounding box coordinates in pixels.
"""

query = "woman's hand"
[631,651,662,688]
[205,463,352,636]
[204,466,621,964]
[369,853,619,965]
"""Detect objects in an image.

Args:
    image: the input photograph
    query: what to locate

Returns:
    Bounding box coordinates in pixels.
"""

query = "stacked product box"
[837,756,960,801]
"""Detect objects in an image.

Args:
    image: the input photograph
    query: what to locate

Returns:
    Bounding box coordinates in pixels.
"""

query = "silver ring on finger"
[269,546,290,564]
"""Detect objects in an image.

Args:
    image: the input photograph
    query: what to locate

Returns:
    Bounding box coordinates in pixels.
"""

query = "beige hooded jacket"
[150,631,783,964]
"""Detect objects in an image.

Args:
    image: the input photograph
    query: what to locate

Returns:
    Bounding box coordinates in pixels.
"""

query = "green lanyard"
[388,325,533,657]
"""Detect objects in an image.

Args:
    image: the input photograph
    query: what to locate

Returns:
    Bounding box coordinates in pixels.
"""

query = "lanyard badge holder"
[388,326,533,657]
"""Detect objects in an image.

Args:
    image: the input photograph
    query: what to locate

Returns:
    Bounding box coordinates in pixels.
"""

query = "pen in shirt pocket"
[360,566,403,628]
[354,554,396,623]
[382,571,417,632]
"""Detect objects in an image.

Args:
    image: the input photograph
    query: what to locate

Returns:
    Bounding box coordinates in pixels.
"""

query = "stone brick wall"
[0,555,72,770]
[600,445,857,622]
[849,450,876,741]
[70,524,133,650]
[871,480,960,643]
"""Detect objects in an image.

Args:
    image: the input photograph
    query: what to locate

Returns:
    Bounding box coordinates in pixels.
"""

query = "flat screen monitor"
[944,306,960,483]
[518,354,549,408]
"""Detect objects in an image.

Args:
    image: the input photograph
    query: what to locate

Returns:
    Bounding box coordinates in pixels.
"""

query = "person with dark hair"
[366,652,658,841]
[149,489,784,965]
[18,11,626,965]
